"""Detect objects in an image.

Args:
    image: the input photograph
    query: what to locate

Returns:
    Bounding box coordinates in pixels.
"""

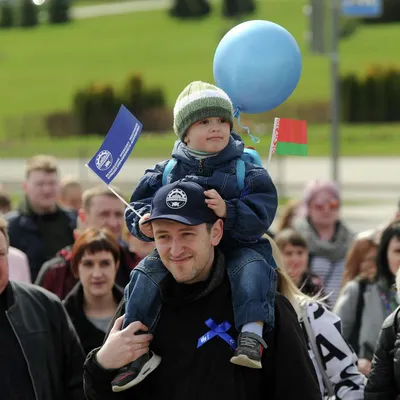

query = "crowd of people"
[1,80,400,399]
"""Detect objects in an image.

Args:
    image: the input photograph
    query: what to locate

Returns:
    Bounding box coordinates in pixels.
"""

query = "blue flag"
[87,105,143,185]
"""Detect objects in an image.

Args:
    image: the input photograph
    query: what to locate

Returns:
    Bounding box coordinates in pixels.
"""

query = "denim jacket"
[125,132,277,245]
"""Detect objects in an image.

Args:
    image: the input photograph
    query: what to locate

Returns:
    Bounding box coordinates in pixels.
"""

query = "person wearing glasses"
[293,180,354,308]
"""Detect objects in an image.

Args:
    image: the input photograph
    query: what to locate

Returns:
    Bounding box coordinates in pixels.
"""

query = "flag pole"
[266,118,279,170]
[85,165,142,218]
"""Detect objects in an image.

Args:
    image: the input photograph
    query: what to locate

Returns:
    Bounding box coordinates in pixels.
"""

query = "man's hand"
[96,316,153,370]
[204,190,227,218]
[358,358,372,376]
[139,213,154,238]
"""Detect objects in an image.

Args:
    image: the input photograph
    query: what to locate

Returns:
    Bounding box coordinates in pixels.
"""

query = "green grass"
[1,1,399,155]
[1,2,400,130]
[0,123,399,158]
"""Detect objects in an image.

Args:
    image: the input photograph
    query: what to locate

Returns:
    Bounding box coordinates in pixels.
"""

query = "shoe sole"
[112,353,162,392]
[230,354,262,369]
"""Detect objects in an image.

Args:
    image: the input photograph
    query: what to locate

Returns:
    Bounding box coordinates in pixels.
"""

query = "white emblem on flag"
[95,150,113,171]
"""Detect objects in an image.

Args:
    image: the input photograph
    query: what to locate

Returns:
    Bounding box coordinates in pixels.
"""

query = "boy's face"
[184,117,230,153]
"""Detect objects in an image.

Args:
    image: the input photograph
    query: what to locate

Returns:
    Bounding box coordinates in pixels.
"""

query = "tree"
[364,0,400,23]
[222,0,255,18]
[0,2,14,28]
[48,0,70,24]
[19,0,39,28]
[170,0,211,19]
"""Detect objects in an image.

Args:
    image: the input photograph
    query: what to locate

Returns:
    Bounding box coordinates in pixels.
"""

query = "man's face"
[61,185,82,211]
[82,195,124,238]
[152,219,223,284]
[0,231,9,294]
[24,170,59,212]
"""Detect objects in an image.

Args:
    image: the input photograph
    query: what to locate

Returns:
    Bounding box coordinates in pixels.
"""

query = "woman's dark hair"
[70,228,120,278]
[275,228,308,251]
[376,221,400,285]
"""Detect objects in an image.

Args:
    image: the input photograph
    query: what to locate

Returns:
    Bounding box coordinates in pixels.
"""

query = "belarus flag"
[271,118,308,156]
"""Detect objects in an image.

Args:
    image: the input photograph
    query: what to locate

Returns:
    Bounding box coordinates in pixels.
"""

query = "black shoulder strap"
[348,280,367,354]
[355,280,367,327]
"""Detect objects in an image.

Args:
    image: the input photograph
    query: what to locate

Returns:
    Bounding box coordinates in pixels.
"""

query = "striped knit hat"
[173,81,234,141]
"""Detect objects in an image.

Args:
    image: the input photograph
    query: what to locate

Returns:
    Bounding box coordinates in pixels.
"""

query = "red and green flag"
[271,118,308,156]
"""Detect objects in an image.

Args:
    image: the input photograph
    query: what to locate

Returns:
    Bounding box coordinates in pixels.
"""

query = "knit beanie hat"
[173,81,234,141]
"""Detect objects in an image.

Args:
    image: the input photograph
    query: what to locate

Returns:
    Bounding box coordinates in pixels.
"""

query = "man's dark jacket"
[83,251,321,400]
[365,306,400,399]
[6,204,76,281]
[3,281,85,400]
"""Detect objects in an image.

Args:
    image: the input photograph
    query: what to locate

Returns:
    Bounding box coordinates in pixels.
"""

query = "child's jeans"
[122,239,277,332]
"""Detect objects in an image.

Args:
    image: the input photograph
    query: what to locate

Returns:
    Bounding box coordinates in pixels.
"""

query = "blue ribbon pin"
[197,318,237,350]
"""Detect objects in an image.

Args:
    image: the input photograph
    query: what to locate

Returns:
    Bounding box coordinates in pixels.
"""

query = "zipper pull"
[198,159,204,173]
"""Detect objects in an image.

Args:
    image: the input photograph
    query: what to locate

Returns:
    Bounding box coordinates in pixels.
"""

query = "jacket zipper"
[198,159,204,174]
[6,311,39,400]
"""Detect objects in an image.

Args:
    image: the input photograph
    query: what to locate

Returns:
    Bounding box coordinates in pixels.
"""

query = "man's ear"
[210,219,224,247]
[78,208,86,224]
[22,180,28,194]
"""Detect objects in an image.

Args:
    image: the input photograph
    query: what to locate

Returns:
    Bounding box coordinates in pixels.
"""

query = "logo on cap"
[166,188,187,209]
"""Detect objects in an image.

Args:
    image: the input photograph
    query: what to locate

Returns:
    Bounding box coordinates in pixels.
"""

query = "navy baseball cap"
[144,180,219,226]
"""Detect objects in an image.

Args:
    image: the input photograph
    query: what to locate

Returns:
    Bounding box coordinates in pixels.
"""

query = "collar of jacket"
[64,282,123,314]
[16,198,76,233]
[119,240,141,269]
[172,131,245,168]
[1,281,14,310]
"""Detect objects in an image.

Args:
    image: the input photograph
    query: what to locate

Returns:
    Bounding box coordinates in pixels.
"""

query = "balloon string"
[233,108,260,144]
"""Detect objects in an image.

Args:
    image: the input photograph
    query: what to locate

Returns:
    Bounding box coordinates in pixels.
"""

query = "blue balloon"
[213,20,302,114]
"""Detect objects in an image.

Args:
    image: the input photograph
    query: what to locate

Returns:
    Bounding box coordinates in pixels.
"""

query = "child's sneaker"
[230,332,267,369]
[111,351,161,392]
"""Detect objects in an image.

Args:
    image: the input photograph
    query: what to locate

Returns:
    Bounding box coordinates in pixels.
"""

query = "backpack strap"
[162,159,177,185]
[348,280,367,355]
[235,159,245,192]
[243,147,263,167]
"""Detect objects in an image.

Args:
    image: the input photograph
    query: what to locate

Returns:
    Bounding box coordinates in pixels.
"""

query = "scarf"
[185,146,220,160]
[294,217,354,263]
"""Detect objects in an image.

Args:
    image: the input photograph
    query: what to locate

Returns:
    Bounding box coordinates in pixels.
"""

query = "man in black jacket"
[83,181,321,400]
[0,213,85,400]
[6,155,76,281]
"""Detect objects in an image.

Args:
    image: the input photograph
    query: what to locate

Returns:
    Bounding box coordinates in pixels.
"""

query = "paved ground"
[71,0,171,19]
[1,157,398,233]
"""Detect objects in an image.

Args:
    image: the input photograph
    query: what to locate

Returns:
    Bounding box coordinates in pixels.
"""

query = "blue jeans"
[221,238,277,331]
[122,252,168,332]
[122,240,277,332]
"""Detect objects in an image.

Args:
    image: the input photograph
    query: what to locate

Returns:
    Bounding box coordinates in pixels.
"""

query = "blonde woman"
[265,234,366,400]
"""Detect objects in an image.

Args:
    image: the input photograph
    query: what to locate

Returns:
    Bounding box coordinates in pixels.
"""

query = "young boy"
[111,81,278,392]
